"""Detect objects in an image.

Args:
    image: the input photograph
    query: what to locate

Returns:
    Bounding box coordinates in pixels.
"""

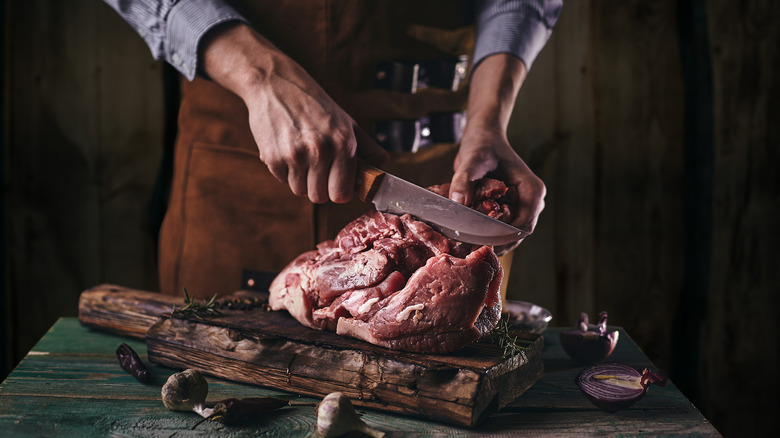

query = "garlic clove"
[314,392,385,438]
[161,368,209,412]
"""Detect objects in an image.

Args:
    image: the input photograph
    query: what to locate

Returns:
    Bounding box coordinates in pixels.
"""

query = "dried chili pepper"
[208,397,289,425]
[116,343,150,383]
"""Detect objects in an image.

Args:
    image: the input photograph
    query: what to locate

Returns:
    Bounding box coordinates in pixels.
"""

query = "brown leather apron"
[159,0,474,297]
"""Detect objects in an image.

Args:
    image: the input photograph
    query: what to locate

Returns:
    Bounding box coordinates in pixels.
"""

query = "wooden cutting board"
[78,284,543,427]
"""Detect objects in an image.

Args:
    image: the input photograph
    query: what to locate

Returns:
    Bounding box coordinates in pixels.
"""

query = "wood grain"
[4,0,165,371]
[78,284,181,339]
[78,284,544,427]
[589,0,686,373]
[507,0,597,324]
[5,1,779,435]
[703,1,780,436]
[1,318,721,437]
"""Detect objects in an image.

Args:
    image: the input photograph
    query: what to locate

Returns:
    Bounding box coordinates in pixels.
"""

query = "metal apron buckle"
[375,112,466,152]
[373,57,468,152]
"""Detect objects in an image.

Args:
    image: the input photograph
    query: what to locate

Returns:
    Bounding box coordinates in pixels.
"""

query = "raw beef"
[427,178,518,224]
[269,211,503,353]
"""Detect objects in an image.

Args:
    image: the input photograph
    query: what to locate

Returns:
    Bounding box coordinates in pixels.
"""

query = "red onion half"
[576,363,668,412]
[560,311,619,364]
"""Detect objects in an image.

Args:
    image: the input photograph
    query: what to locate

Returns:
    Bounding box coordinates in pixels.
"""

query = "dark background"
[2,1,778,436]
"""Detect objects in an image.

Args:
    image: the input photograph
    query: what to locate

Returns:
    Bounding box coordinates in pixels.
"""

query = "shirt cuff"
[166,0,247,80]
[473,0,563,71]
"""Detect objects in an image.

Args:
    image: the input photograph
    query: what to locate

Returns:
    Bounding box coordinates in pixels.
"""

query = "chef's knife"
[355,163,529,246]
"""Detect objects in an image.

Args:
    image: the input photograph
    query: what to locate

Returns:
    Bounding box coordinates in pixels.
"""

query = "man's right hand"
[201,22,388,204]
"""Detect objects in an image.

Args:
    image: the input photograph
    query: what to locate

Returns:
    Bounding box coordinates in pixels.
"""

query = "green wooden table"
[0,318,720,437]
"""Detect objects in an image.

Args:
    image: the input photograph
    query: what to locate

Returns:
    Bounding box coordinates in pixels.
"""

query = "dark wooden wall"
[515,0,687,395]
[2,0,166,371]
[2,1,778,436]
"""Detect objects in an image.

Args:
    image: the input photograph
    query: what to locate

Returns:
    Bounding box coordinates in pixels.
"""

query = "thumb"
[448,169,474,205]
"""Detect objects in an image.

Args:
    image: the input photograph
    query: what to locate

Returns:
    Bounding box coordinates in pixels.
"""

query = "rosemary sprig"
[171,289,268,320]
[171,288,223,320]
[487,314,534,359]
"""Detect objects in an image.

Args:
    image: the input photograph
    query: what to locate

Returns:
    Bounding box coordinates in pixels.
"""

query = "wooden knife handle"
[355,161,385,203]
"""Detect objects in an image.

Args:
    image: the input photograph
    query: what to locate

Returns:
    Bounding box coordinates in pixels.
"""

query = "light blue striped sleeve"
[473,0,564,70]
[102,0,247,80]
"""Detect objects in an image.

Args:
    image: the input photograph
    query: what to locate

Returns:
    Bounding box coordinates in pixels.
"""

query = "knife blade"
[355,163,529,246]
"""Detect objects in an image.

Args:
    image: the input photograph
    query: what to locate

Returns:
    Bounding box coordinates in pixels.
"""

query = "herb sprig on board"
[487,314,534,359]
[171,289,268,320]
[171,289,223,320]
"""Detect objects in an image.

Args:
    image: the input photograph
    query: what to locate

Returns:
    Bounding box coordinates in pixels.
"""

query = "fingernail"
[450,192,465,204]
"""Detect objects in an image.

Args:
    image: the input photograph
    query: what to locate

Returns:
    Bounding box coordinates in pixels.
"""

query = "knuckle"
[532,177,547,198]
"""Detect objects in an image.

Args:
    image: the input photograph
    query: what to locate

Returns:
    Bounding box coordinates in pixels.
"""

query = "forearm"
[463,54,528,141]
[198,21,388,204]
[201,22,338,115]
[200,22,281,100]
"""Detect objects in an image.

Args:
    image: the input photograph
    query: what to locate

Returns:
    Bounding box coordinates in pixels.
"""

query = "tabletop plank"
[0,318,721,437]
[78,284,546,427]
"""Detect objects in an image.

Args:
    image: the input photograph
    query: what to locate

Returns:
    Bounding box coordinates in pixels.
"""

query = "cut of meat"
[312,271,407,331]
[428,178,518,223]
[269,210,503,353]
[336,246,502,353]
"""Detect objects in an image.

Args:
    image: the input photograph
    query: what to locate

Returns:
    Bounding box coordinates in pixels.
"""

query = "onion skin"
[560,311,619,364]
[576,363,667,412]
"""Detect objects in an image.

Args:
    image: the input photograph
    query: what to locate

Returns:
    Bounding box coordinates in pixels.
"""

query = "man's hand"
[201,22,388,204]
[452,128,546,244]
[449,54,546,251]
